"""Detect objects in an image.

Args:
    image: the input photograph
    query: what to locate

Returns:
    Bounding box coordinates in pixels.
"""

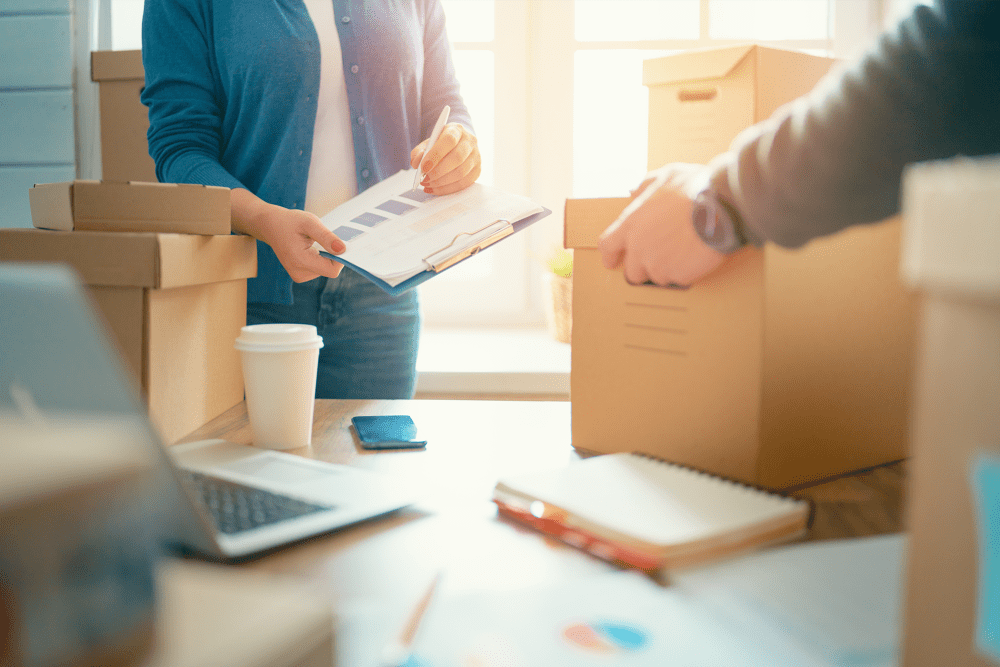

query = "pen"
[413,105,451,190]
[379,571,442,667]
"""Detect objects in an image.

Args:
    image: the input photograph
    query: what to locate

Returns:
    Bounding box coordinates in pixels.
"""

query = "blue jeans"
[246,269,420,399]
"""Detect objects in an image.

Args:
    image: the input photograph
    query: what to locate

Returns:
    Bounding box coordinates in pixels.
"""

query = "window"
[427,0,884,328]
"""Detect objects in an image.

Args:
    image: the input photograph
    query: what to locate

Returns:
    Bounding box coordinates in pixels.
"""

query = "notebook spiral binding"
[629,451,817,530]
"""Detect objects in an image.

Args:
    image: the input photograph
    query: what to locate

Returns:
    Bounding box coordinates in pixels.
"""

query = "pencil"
[379,571,443,667]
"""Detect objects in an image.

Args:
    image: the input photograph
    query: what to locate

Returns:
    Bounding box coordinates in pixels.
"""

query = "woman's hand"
[230,188,346,283]
[410,122,481,195]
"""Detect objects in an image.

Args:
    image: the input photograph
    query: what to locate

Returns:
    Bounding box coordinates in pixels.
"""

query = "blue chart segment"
[332,226,365,242]
[562,620,650,653]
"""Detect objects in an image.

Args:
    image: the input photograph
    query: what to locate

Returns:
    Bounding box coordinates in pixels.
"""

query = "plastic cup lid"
[234,323,324,352]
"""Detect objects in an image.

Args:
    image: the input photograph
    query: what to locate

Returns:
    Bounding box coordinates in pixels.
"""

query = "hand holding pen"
[410,106,482,196]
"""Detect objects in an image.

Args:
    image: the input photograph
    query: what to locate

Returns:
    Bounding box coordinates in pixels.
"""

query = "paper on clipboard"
[317,169,546,288]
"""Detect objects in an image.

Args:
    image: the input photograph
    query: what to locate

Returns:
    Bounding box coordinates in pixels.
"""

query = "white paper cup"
[234,323,323,449]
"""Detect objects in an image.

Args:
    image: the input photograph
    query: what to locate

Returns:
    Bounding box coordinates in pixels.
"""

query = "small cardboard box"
[91,49,157,183]
[566,199,918,489]
[30,180,231,235]
[643,44,837,169]
[0,228,256,443]
[898,159,1000,667]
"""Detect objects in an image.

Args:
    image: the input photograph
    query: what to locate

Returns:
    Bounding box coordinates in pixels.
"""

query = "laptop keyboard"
[179,469,334,535]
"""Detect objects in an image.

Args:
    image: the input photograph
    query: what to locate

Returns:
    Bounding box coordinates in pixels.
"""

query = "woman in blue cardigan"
[141,0,480,398]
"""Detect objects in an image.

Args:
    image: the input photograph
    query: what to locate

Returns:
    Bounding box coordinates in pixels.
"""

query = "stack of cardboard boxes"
[0,50,256,444]
[565,45,920,490]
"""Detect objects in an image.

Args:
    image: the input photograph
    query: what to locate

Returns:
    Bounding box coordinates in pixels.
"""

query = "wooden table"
[180,399,906,665]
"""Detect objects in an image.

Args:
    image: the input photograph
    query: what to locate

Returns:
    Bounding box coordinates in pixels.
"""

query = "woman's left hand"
[410,123,481,195]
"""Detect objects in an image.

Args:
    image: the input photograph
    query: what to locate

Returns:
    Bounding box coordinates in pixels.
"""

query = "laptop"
[0,262,415,560]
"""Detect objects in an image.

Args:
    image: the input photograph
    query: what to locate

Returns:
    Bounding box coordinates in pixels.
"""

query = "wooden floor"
[790,460,908,542]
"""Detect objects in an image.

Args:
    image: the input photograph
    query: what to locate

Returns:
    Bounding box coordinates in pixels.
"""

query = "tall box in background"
[567,45,918,489]
[91,50,157,183]
[0,229,256,444]
[898,158,1000,667]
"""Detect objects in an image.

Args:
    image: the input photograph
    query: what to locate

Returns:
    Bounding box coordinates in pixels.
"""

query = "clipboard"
[321,207,551,296]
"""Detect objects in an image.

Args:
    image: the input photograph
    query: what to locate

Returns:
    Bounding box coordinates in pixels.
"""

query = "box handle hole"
[678,88,717,103]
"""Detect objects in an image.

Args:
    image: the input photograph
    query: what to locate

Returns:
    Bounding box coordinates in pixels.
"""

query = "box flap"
[72,181,231,235]
[155,234,257,289]
[91,49,144,82]
[0,229,256,288]
[564,198,629,249]
[643,44,755,87]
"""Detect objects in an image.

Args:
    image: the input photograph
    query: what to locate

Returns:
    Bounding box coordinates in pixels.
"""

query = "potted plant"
[544,248,573,344]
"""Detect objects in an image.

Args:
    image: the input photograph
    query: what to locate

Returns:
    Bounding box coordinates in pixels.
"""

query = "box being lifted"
[566,45,918,489]
[0,229,256,444]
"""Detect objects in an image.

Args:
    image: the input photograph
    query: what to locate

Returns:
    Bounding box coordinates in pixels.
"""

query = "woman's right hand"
[230,188,346,282]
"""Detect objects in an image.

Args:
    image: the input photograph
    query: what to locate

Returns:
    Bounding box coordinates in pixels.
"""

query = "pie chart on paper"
[562,621,650,653]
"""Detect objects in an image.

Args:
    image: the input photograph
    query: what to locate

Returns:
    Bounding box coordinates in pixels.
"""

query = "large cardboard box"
[566,45,918,489]
[0,228,256,444]
[30,180,230,235]
[91,50,157,183]
[566,199,918,489]
[898,158,1000,667]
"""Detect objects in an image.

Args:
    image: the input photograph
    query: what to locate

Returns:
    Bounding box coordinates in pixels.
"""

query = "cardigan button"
[361,169,370,178]
[357,115,365,126]
[351,64,359,74]
[341,16,350,23]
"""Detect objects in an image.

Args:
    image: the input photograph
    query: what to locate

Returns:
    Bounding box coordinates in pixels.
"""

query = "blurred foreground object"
[0,417,158,667]
[899,155,1000,667]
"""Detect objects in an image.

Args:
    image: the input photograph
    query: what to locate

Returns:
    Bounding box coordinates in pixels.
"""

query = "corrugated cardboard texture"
[565,197,916,489]
[643,45,836,169]
[91,50,157,183]
[0,228,256,443]
[902,297,999,667]
[30,180,230,235]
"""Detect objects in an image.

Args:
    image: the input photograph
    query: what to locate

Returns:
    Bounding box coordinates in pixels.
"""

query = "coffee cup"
[234,324,323,449]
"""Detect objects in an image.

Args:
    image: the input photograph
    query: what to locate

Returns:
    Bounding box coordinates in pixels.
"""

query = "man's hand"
[598,164,726,288]
[410,122,481,195]
[230,189,346,283]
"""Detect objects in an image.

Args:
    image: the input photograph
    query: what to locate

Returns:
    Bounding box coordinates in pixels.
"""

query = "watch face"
[692,191,742,253]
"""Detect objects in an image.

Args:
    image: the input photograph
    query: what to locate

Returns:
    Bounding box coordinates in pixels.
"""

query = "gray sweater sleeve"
[708,0,1000,248]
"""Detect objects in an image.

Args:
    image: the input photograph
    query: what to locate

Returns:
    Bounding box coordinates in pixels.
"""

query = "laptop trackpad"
[216,456,337,485]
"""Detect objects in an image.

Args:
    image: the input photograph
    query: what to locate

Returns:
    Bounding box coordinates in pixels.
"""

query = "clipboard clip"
[422,219,514,273]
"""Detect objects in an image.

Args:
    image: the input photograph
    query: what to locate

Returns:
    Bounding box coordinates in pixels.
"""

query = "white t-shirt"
[303,0,358,218]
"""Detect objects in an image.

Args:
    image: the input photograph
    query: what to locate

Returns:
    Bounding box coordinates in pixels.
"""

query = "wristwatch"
[691,188,747,254]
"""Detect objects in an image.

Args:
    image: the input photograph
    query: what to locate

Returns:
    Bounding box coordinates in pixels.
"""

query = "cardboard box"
[0,228,256,443]
[898,158,1000,666]
[30,180,231,235]
[643,44,837,169]
[565,44,917,489]
[566,199,918,489]
[91,49,157,183]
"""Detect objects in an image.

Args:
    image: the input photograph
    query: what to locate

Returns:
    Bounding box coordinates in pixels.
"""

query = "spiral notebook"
[492,453,810,571]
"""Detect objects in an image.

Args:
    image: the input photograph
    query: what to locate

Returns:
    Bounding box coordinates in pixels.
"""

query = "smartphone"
[351,415,427,450]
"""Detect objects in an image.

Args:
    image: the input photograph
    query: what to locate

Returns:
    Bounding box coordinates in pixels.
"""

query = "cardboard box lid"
[0,228,257,289]
[91,49,144,82]
[642,44,757,87]
[564,198,630,250]
[30,180,231,235]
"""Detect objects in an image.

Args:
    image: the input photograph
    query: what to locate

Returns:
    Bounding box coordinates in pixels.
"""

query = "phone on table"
[351,415,427,450]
